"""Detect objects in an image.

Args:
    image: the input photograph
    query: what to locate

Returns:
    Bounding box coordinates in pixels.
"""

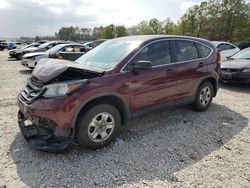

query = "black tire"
[193,81,213,112]
[76,104,121,150]
[16,53,22,60]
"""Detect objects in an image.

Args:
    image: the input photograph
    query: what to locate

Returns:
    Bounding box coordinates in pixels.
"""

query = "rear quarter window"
[195,42,212,58]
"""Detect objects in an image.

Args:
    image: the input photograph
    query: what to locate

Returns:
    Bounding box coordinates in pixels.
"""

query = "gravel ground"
[0,50,249,188]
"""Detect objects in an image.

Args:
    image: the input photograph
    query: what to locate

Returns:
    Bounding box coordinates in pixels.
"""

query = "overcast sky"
[0,0,248,38]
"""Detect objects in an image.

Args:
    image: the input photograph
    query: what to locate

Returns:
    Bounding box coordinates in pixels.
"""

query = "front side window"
[174,40,198,62]
[132,40,172,66]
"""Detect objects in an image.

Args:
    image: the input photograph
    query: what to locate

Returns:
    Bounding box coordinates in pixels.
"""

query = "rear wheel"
[193,81,213,111]
[76,104,121,150]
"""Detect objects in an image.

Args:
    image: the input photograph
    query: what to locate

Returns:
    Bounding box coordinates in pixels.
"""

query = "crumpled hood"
[23,52,48,59]
[221,59,250,69]
[10,48,21,53]
[32,58,105,83]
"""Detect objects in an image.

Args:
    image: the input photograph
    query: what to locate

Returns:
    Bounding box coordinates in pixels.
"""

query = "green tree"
[178,0,250,42]
[115,26,128,37]
[101,24,116,39]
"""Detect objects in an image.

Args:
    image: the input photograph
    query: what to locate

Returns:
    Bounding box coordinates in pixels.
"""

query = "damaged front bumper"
[21,59,35,68]
[18,111,74,153]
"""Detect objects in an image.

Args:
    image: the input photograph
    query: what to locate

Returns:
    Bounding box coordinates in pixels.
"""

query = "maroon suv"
[17,35,220,153]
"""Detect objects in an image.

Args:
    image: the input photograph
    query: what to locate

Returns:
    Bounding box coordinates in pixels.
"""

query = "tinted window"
[46,44,55,49]
[195,42,212,58]
[73,46,86,52]
[65,46,75,52]
[174,40,198,62]
[217,44,226,51]
[224,44,235,50]
[133,40,171,66]
[74,46,81,52]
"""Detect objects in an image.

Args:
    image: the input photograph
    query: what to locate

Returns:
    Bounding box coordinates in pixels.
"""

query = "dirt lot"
[0,50,249,188]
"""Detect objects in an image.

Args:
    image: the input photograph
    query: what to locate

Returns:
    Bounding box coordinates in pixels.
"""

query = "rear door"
[173,40,212,103]
[128,40,177,113]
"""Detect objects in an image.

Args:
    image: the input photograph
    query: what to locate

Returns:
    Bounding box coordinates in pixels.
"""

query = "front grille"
[20,78,45,104]
[221,68,238,73]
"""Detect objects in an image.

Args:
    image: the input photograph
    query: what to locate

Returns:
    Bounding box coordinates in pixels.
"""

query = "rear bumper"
[18,111,74,153]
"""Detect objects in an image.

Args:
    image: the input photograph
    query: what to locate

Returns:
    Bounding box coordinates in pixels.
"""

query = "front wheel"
[193,81,213,112]
[76,104,121,150]
[16,53,23,60]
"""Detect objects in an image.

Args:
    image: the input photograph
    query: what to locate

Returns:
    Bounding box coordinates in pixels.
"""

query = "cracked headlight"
[43,79,87,98]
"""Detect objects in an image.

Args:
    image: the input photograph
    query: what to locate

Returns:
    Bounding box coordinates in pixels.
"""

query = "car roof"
[105,35,213,49]
[112,35,211,43]
[211,41,235,46]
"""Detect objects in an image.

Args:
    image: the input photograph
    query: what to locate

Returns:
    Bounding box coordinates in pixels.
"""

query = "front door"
[127,40,177,113]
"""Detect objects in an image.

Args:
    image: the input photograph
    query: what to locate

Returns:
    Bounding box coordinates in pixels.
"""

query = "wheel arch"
[71,93,130,134]
[196,76,218,97]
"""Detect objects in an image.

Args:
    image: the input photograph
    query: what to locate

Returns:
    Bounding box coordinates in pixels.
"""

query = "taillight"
[217,49,221,64]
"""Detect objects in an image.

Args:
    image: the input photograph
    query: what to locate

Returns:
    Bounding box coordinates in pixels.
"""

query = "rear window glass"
[195,43,212,58]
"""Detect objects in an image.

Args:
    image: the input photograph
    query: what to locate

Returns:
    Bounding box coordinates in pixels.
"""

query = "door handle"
[198,62,204,67]
[165,69,172,73]
[165,69,174,75]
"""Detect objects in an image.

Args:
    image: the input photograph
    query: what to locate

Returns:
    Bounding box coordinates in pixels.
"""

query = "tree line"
[37,0,250,43]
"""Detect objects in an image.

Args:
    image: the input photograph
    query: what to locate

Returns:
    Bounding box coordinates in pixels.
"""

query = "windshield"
[231,48,250,59]
[21,44,33,50]
[75,39,142,69]
[38,41,52,48]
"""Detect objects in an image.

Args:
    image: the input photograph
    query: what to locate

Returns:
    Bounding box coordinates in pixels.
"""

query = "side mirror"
[129,60,152,71]
[226,56,232,60]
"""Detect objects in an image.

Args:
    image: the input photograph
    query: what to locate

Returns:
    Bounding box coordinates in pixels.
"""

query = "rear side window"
[174,40,198,62]
[133,40,172,66]
[217,44,225,51]
[73,46,81,52]
[195,42,212,58]
[224,44,235,50]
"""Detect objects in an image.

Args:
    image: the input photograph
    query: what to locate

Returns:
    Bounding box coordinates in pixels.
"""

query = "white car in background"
[212,41,240,61]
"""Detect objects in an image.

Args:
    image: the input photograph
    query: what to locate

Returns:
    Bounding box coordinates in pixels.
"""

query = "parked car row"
[212,41,240,61]
[9,43,40,59]
[0,40,8,51]
[6,40,106,68]
[21,43,86,68]
[220,47,250,83]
